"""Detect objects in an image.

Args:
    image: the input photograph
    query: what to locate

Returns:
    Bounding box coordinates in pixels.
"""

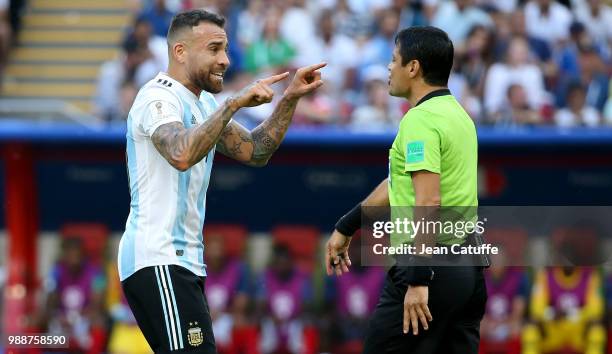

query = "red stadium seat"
[485,227,528,263]
[551,227,599,265]
[60,223,109,266]
[271,225,320,272]
[203,224,248,259]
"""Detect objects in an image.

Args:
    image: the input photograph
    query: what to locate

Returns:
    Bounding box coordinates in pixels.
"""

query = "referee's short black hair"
[167,9,225,43]
[395,26,454,86]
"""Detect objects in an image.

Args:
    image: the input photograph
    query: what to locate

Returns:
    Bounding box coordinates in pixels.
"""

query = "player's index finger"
[302,62,327,72]
[261,71,289,85]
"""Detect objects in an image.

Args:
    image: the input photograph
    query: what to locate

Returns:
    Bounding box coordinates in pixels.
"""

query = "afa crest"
[187,322,203,347]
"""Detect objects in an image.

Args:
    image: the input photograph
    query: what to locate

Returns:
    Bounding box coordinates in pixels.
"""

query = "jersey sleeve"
[398,109,441,174]
[141,87,183,137]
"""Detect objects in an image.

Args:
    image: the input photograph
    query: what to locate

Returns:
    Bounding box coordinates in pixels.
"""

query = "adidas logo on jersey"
[157,78,173,87]
[191,115,197,125]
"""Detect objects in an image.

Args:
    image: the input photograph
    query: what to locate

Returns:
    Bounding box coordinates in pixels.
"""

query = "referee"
[325,27,486,353]
[119,9,324,354]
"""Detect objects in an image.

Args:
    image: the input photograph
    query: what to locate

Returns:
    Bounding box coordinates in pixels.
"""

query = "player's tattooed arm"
[216,96,299,166]
[151,101,236,171]
[217,62,326,166]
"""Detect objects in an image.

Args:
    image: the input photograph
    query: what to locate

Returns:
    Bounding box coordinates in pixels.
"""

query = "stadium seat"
[60,222,109,266]
[551,227,600,265]
[203,224,248,259]
[271,225,320,272]
[484,227,528,263]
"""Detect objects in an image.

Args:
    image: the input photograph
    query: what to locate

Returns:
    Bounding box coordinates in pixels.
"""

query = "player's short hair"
[167,9,225,44]
[394,26,454,86]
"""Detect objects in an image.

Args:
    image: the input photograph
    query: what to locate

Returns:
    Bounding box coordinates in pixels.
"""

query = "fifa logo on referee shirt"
[187,322,203,347]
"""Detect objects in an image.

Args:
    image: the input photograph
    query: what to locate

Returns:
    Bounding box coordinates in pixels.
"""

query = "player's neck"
[408,84,448,107]
[167,65,203,97]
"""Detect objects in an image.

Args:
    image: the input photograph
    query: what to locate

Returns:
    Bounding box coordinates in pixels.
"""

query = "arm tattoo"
[216,96,298,166]
[151,101,235,170]
[250,96,299,165]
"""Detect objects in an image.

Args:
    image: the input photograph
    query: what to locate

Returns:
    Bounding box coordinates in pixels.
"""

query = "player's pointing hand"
[284,62,326,99]
[228,71,290,110]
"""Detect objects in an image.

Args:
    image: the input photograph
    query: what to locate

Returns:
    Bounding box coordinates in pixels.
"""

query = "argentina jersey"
[118,72,219,281]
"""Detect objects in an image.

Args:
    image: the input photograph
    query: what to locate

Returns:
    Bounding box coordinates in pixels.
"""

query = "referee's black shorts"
[363,265,487,354]
[122,265,216,354]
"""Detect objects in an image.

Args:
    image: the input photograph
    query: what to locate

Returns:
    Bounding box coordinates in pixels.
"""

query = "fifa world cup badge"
[187,322,203,347]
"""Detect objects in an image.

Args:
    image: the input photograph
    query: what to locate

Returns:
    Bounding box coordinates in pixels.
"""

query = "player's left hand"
[284,62,326,99]
[403,285,433,335]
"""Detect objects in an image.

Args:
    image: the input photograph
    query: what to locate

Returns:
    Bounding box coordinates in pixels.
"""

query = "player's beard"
[190,68,224,94]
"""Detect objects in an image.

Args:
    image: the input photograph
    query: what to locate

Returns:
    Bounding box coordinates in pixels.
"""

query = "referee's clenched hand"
[325,230,352,276]
[403,285,433,335]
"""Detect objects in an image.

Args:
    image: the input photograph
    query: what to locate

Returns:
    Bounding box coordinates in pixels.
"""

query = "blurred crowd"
[2,224,612,354]
[0,0,25,78]
[95,0,612,130]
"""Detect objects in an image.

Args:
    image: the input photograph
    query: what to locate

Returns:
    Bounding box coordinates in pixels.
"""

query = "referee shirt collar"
[415,88,451,107]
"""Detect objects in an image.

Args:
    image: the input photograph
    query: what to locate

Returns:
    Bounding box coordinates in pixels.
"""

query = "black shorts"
[122,265,216,354]
[363,266,487,354]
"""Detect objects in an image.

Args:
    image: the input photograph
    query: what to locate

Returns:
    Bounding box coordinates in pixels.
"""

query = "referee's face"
[388,45,412,98]
[185,22,230,94]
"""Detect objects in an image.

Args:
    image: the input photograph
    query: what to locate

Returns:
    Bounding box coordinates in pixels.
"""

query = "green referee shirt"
[388,89,478,245]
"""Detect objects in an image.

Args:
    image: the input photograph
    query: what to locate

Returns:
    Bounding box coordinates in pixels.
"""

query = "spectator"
[128,16,169,72]
[236,0,265,48]
[555,82,601,127]
[292,88,336,126]
[256,245,314,354]
[309,9,359,98]
[280,0,319,68]
[330,0,373,39]
[494,10,552,64]
[205,236,257,354]
[244,7,295,74]
[573,0,612,47]
[490,84,543,126]
[138,0,175,37]
[480,258,529,354]
[524,0,572,46]
[0,0,11,76]
[523,267,606,354]
[456,25,495,97]
[557,44,609,111]
[431,0,493,45]
[484,36,548,116]
[359,9,399,79]
[42,238,107,354]
[350,66,403,131]
[94,38,160,121]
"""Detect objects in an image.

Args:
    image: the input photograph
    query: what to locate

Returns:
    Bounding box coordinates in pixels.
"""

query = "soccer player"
[325,26,485,353]
[118,9,325,354]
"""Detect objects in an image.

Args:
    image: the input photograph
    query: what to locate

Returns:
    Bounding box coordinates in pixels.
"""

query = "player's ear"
[173,42,187,64]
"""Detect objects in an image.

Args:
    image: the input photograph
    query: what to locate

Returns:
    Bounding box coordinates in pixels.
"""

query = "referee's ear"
[406,59,421,80]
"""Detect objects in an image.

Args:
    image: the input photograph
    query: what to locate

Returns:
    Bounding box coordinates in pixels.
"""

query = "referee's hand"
[325,230,352,276]
[403,286,433,335]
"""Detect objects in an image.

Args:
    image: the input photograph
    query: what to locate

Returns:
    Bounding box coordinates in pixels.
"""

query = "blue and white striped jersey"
[118,72,218,281]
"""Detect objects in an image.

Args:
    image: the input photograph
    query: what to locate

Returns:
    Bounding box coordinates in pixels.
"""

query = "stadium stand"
[1,0,131,113]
